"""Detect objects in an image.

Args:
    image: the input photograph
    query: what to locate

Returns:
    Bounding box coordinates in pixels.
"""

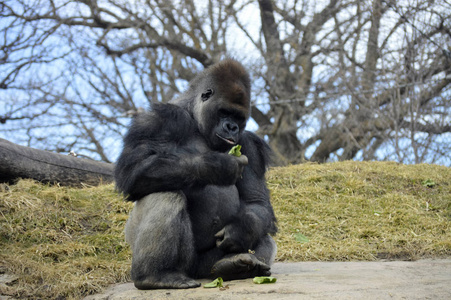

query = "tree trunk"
[268,106,304,165]
[0,138,114,186]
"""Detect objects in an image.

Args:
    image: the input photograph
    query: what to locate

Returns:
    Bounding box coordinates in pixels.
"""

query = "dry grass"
[0,180,133,299]
[0,161,450,298]
[269,161,451,262]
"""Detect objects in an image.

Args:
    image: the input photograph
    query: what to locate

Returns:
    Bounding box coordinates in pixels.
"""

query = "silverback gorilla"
[114,59,278,290]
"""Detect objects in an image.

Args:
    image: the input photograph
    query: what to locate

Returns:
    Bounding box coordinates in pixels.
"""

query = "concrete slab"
[84,259,451,299]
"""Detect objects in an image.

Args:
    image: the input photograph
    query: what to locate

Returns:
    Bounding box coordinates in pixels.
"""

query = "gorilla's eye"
[201,89,214,101]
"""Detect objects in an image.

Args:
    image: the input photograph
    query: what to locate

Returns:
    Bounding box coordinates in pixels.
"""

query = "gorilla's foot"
[133,272,201,290]
[211,253,271,281]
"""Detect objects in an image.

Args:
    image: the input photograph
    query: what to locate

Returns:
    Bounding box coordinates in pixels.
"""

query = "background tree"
[1,0,450,166]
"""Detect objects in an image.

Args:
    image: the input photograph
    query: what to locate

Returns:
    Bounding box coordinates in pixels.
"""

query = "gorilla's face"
[194,85,249,152]
[189,60,251,152]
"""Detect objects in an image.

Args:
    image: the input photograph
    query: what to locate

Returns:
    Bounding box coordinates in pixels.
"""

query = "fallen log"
[0,138,114,186]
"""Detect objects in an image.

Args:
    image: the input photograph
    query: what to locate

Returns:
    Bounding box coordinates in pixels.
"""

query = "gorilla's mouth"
[216,134,236,145]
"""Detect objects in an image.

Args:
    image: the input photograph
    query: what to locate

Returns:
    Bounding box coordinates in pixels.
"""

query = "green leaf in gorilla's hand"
[228,145,242,157]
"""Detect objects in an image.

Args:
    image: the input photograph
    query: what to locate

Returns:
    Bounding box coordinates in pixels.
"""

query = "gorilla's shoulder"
[126,103,197,144]
[240,131,272,177]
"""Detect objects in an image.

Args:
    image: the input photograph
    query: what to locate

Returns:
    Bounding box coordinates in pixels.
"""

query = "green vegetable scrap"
[203,277,224,288]
[422,179,436,188]
[228,145,242,157]
[294,232,310,243]
[253,276,277,284]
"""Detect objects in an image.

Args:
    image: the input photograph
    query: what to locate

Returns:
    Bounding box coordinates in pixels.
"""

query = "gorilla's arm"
[215,131,278,252]
[115,104,246,201]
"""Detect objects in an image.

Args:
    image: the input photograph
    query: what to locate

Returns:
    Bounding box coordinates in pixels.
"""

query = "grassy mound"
[0,181,132,299]
[270,161,450,261]
[1,161,450,299]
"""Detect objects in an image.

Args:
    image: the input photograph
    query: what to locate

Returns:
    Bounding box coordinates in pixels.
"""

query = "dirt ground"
[84,259,451,299]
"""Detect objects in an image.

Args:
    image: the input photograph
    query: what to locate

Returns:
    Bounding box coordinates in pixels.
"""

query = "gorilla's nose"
[223,121,239,134]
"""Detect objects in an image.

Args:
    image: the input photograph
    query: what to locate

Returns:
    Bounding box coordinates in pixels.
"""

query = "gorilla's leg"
[209,234,277,281]
[125,192,200,289]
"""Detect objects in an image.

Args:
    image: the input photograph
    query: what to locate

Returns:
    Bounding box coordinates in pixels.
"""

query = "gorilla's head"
[173,59,251,152]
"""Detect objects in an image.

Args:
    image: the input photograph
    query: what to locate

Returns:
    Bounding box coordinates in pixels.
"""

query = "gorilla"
[114,59,277,290]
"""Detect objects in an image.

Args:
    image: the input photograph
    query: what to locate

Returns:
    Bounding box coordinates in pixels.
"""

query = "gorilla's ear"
[201,88,214,101]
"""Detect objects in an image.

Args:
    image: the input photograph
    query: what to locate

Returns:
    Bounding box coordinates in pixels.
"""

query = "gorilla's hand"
[232,155,248,180]
[198,153,248,186]
[214,224,250,253]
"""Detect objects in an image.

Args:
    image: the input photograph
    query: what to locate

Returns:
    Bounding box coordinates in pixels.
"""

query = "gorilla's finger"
[237,254,254,265]
[238,254,271,271]
[214,228,225,239]
[256,261,271,271]
[235,155,248,166]
[216,238,228,248]
[216,237,232,249]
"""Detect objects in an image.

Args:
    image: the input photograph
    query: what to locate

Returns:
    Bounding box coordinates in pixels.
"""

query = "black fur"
[115,59,277,289]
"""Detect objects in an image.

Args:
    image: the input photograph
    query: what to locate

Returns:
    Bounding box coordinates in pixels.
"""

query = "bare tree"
[1,0,450,166]
[251,0,451,164]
